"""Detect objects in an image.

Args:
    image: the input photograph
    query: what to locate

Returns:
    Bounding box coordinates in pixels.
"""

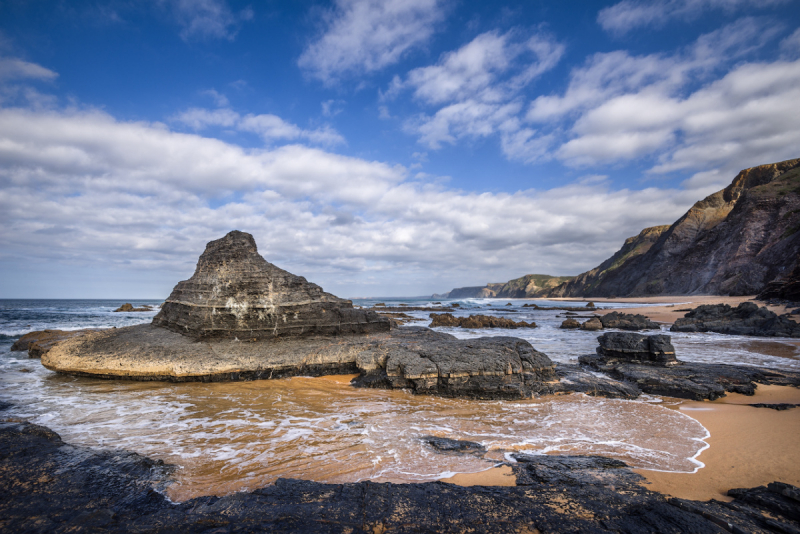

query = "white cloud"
[298,0,446,84]
[164,0,253,41]
[781,27,800,57]
[0,107,699,296]
[0,57,58,81]
[597,0,788,34]
[172,107,346,146]
[396,30,563,157]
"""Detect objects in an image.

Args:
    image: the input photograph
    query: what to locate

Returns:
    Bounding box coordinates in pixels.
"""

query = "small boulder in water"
[560,318,580,329]
[580,317,603,331]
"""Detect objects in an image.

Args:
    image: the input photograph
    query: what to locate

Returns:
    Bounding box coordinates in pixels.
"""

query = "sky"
[1,0,799,298]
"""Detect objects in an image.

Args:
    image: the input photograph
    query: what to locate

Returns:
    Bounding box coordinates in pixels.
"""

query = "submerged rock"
[153,231,389,340]
[429,313,536,329]
[5,420,800,534]
[421,436,486,454]
[671,302,800,337]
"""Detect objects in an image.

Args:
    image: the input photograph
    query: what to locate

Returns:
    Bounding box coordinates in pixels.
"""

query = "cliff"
[549,158,800,297]
[441,274,574,299]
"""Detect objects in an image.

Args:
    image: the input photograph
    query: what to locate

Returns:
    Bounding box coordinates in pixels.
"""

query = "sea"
[1,298,798,502]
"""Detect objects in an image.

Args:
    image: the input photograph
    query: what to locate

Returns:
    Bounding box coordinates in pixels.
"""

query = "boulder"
[559,318,580,329]
[429,313,536,329]
[114,303,152,312]
[421,436,486,455]
[598,311,660,330]
[152,231,389,340]
[595,332,677,366]
[580,317,603,331]
[671,302,800,337]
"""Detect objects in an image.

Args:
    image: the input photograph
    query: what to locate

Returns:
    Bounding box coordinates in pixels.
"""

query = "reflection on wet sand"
[2,368,707,502]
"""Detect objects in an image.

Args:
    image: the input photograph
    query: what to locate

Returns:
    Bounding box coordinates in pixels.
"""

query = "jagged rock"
[758,264,800,301]
[152,231,389,340]
[551,364,641,399]
[421,436,486,454]
[580,317,603,331]
[10,329,100,358]
[559,318,580,329]
[429,313,536,329]
[599,311,660,330]
[671,302,800,337]
[114,303,152,312]
[6,420,800,534]
[548,158,800,298]
[595,332,677,366]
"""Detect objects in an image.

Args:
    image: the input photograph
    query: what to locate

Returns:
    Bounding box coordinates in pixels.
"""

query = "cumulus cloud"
[597,0,788,34]
[395,29,563,159]
[172,107,346,146]
[0,107,698,296]
[298,0,446,84]
[163,0,254,41]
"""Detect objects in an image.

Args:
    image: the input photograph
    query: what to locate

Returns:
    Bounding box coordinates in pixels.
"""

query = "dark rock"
[580,317,603,331]
[373,302,386,307]
[551,364,641,399]
[114,303,152,312]
[429,313,536,329]
[559,318,580,329]
[758,263,800,301]
[599,311,660,330]
[595,332,678,366]
[6,420,800,534]
[152,231,390,340]
[671,302,800,337]
[421,436,486,454]
[580,353,800,400]
[586,301,596,308]
[749,403,799,410]
[10,329,100,358]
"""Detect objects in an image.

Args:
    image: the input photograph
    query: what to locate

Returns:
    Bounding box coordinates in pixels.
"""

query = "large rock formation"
[671,302,800,337]
[549,158,800,297]
[428,313,536,329]
[10,329,100,358]
[153,231,389,339]
[595,332,677,366]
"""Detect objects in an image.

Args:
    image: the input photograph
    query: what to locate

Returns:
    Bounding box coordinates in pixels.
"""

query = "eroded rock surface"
[4,420,800,534]
[152,231,389,340]
[599,311,660,330]
[429,313,536,329]
[10,329,101,358]
[114,303,153,312]
[596,332,677,366]
[671,302,800,337]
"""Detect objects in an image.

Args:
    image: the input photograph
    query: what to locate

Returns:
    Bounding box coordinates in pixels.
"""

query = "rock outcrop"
[580,317,603,330]
[429,313,536,329]
[671,302,800,337]
[10,329,100,358]
[548,158,800,297]
[757,263,800,302]
[5,419,800,534]
[580,332,800,400]
[598,311,660,330]
[153,231,389,340]
[114,303,153,312]
[595,332,677,366]
[559,318,580,329]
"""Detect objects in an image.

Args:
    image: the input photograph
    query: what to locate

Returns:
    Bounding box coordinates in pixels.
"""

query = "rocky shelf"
[3,419,800,533]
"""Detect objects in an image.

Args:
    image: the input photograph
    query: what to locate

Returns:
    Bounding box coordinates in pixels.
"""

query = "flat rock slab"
[42,325,556,399]
[10,329,102,358]
[580,354,800,400]
[3,420,800,533]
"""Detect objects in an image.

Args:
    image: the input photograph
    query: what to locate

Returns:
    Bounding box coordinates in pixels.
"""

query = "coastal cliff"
[438,274,574,299]
[549,158,800,297]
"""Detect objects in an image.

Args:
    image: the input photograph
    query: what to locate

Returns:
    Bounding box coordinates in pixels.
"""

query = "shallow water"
[1,298,797,502]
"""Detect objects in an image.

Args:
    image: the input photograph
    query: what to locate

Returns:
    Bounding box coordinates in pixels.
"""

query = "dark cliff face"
[153,230,390,339]
[549,158,800,297]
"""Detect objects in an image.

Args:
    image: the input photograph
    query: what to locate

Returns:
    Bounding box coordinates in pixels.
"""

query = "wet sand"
[635,384,800,502]
[550,295,798,324]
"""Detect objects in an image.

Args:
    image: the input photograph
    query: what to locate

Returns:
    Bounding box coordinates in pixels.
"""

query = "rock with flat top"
[152,231,389,340]
[671,302,800,337]
[10,329,100,358]
[595,332,677,366]
[599,311,659,330]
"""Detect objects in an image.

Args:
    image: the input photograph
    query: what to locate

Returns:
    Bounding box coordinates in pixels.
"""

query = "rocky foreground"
[3,418,800,533]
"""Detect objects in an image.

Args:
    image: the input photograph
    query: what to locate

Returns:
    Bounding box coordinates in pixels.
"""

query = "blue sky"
[1,0,799,298]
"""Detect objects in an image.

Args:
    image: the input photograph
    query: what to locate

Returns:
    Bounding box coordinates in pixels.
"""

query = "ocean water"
[1,298,797,502]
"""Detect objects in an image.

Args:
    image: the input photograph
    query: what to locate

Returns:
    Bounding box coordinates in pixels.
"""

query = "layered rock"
[757,263,800,302]
[671,302,800,337]
[598,311,660,330]
[595,332,677,366]
[580,332,800,400]
[429,313,536,329]
[437,274,574,299]
[548,158,800,297]
[10,329,100,358]
[152,231,389,339]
